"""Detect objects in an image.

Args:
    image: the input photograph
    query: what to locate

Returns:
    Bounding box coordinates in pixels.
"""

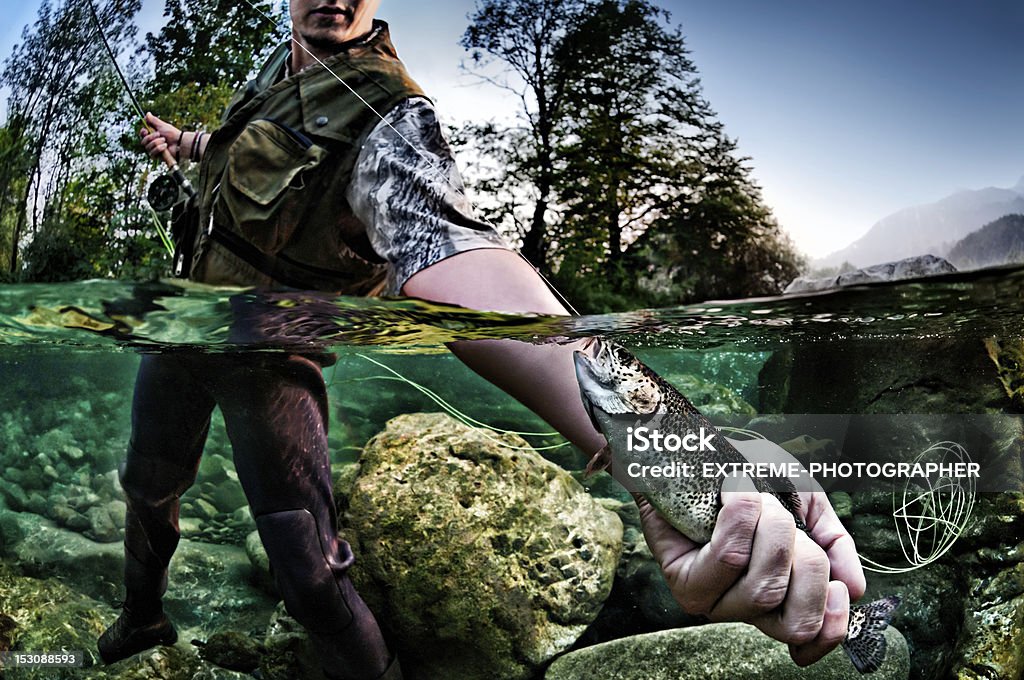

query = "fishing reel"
[147,173,181,212]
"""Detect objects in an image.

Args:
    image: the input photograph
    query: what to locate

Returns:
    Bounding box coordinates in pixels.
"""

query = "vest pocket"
[220,118,328,254]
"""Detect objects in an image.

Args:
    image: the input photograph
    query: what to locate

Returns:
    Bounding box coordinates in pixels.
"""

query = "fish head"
[573,338,663,428]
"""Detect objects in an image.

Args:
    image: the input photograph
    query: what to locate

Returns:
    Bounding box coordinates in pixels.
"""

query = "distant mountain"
[947,214,1024,269]
[814,176,1024,269]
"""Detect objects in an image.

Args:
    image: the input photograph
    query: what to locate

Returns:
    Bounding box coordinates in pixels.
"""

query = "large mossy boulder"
[545,623,911,680]
[340,412,623,680]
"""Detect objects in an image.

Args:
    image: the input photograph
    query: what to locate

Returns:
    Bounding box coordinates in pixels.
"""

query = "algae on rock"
[340,412,623,680]
[545,622,911,680]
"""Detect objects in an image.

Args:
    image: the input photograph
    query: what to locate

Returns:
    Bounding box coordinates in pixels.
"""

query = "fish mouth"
[573,342,608,432]
[578,336,609,362]
[573,360,604,433]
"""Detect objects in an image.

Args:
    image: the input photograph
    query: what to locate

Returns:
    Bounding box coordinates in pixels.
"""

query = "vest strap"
[209,224,357,291]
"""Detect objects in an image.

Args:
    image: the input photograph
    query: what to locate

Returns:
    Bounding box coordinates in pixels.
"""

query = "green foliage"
[461,0,804,311]
[146,0,287,94]
[0,0,287,281]
[142,0,287,129]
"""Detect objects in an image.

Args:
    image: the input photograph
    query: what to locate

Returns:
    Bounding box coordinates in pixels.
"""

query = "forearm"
[401,248,606,455]
[446,339,606,454]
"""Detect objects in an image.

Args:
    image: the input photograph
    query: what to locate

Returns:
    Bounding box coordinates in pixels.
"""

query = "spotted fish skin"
[573,338,899,674]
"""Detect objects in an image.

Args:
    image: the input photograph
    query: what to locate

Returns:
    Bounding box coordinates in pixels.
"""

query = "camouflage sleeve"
[345,97,510,295]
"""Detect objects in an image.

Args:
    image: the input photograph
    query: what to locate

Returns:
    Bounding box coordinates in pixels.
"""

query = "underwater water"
[0,265,1022,679]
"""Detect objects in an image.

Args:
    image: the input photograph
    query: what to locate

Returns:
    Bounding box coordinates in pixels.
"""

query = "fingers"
[145,111,170,132]
[748,526,831,645]
[672,488,761,614]
[788,580,851,666]
[138,113,181,160]
[635,494,699,574]
[804,492,867,601]
[709,490,797,620]
[139,129,168,157]
[640,485,854,660]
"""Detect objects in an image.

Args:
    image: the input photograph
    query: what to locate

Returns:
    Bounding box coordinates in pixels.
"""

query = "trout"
[573,338,899,674]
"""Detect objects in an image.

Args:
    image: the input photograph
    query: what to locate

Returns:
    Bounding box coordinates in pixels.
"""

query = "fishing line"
[237,0,581,317]
[859,440,975,573]
[86,0,148,128]
[87,0,195,264]
[145,203,176,257]
[354,353,570,450]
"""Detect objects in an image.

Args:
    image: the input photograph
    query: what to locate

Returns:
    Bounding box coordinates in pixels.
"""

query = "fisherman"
[103,0,867,677]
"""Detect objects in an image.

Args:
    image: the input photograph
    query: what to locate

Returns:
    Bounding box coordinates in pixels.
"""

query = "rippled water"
[2,263,1021,353]
[0,265,1021,679]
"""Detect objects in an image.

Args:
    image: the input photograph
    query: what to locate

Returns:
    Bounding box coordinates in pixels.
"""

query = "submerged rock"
[783,255,957,294]
[340,412,623,680]
[545,622,911,680]
[953,562,1024,680]
[0,505,278,638]
[658,372,756,421]
[0,564,113,675]
[575,500,700,647]
[196,629,262,673]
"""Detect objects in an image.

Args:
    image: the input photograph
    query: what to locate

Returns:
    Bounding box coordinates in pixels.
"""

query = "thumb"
[145,112,165,130]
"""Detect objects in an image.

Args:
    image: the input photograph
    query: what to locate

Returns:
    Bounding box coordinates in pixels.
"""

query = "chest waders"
[99,23,419,680]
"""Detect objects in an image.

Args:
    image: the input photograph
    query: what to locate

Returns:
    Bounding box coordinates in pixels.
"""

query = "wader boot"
[256,508,401,680]
[97,550,178,663]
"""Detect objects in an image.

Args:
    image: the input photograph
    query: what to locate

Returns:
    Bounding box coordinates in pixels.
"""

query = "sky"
[2,0,1021,259]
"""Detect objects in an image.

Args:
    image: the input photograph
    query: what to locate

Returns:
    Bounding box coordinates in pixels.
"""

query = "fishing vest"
[184,22,425,294]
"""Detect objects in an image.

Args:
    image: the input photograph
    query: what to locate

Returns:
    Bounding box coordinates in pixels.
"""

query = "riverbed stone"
[341,412,623,680]
[545,623,911,680]
[86,504,122,543]
[953,561,1024,680]
[0,565,112,676]
[245,529,276,596]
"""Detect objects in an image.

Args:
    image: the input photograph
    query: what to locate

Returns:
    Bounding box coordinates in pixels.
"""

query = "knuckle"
[712,535,752,570]
[726,493,762,521]
[806,552,830,578]
[794,540,830,578]
[748,576,788,610]
[784,617,822,645]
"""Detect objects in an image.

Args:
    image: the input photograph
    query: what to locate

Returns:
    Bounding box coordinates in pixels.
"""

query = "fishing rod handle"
[160,147,179,170]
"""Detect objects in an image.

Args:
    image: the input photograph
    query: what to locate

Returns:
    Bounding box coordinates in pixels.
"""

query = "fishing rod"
[86,0,193,267]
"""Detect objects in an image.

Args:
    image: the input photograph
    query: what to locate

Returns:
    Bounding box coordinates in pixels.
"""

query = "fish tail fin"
[585,444,613,478]
[842,595,900,674]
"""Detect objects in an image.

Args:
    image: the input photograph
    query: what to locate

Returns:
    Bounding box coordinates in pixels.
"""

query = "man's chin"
[300,29,355,53]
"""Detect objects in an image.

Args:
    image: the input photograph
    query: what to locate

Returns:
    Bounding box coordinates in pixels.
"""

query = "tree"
[0,0,141,275]
[143,0,288,130]
[1,0,288,280]
[461,0,804,311]
[551,0,709,276]
[461,0,586,271]
[0,115,34,276]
